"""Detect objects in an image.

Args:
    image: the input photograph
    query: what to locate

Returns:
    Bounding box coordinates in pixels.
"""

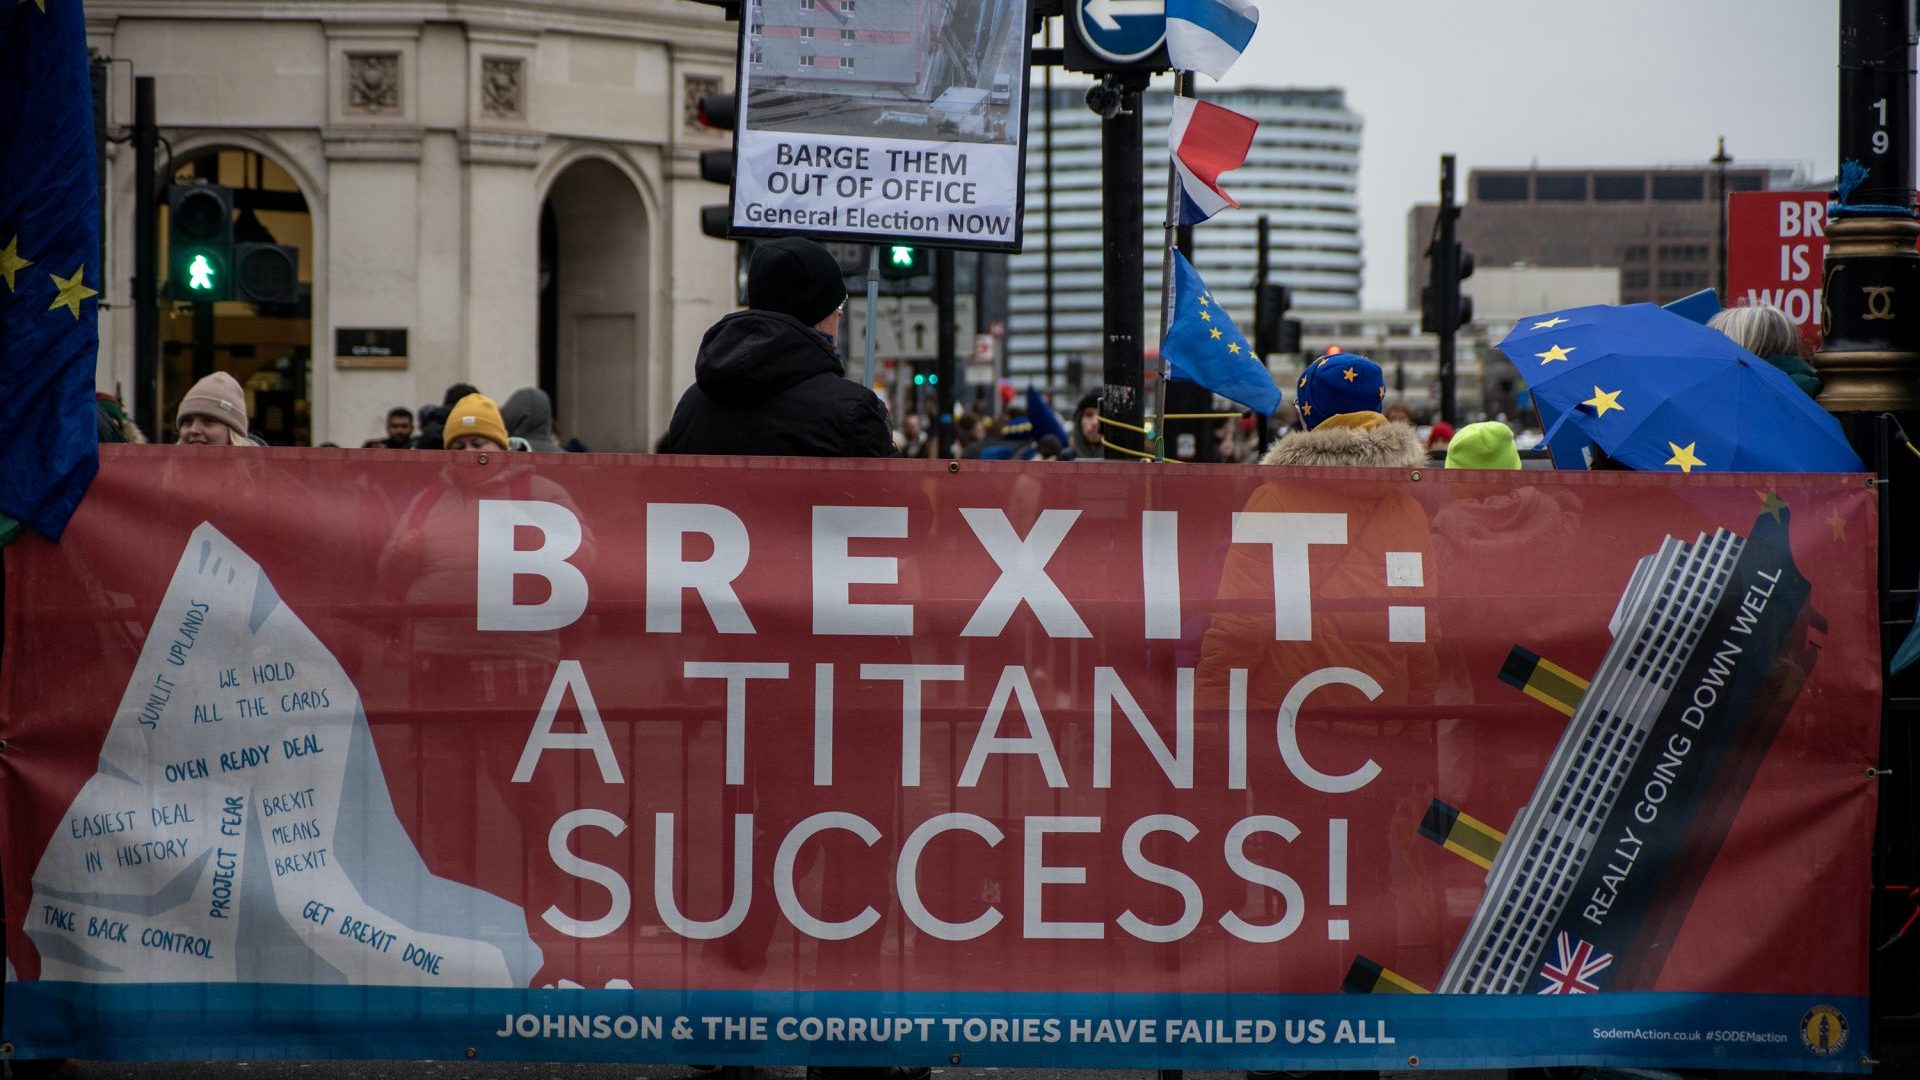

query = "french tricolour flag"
[1166,0,1260,80]
[1170,96,1258,225]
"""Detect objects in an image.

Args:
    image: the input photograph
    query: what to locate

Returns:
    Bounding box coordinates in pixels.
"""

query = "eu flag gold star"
[0,235,31,291]
[1583,385,1623,417]
[1665,441,1704,473]
[1301,402,1312,416]
[1531,316,1569,330]
[1535,344,1575,364]
[1342,368,1358,382]
[1198,295,1210,307]
[1227,342,1241,354]
[1198,310,1211,322]
[1756,489,1788,522]
[48,265,97,319]
[18,0,48,13]
[1209,327,1222,340]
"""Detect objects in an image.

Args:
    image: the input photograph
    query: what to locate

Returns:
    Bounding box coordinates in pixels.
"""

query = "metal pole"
[863,245,879,389]
[1254,214,1273,451]
[1153,73,1193,461]
[1098,72,1150,459]
[1814,0,1920,411]
[133,76,158,438]
[935,248,957,457]
[1042,63,1056,392]
[1436,153,1458,427]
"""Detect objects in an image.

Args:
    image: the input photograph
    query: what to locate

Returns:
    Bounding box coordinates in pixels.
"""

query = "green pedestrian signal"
[187,254,216,292]
[165,182,235,301]
[879,244,928,280]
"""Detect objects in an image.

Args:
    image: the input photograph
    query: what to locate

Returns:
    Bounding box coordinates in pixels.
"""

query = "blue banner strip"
[3,984,1869,1073]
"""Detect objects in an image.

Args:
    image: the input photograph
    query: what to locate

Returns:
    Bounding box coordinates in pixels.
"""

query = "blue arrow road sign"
[1073,0,1165,64]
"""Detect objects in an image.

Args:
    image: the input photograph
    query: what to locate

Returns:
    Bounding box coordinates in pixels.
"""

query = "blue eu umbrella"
[1498,303,1864,473]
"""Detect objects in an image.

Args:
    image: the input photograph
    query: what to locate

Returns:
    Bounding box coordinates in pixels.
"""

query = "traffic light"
[879,244,929,280]
[166,182,233,301]
[1421,211,1476,333]
[234,243,300,306]
[696,93,737,241]
[1453,248,1476,328]
[1254,283,1290,356]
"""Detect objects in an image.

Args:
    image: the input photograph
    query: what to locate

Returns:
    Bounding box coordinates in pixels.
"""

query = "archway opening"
[538,158,650,453]
[160,148,314,444]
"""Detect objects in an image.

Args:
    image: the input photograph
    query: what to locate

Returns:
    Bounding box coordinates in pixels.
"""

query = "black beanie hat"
[747,237,846,326]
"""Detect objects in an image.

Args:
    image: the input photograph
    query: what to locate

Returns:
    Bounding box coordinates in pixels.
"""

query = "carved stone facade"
[87,2,740,451]
[346,52,400,114]
[480,56,523,119]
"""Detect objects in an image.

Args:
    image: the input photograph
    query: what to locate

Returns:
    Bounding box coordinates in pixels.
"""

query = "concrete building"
[1008,85,1363,388]
[1407,164,1806,310]
[89,0,739,449]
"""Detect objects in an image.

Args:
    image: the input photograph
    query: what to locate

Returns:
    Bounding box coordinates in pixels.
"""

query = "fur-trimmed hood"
[1260,419,1428,469]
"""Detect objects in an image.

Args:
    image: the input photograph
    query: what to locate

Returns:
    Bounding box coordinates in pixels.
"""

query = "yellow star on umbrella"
[1209,327,1222,340]
[1342,368,1358,382]
[1535,344,1575,365]
[0,235,31,291]
[1531,316,1569,330]
[1582,385,1623,417]
[1665,441,1705,473]
[48,265,97,319]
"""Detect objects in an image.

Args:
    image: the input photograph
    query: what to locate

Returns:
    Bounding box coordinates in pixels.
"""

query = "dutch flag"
[1166,0,1260,80]
[1169,96,1258,225]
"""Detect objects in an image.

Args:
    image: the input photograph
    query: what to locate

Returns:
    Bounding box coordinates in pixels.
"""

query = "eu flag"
[1162,250,1278,415]
[0,0,100,540]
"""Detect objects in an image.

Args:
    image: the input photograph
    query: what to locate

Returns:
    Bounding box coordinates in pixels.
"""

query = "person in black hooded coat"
[662,236,895,458]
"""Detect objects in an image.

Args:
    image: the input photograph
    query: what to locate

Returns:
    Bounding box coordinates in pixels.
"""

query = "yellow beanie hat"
[444,393,509,450]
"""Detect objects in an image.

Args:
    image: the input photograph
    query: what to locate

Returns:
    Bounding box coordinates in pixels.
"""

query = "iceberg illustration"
[27,523,542,987]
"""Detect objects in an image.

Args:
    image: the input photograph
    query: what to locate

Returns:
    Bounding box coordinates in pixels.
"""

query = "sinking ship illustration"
[1346,505,1825,996]
[27,523,543,987]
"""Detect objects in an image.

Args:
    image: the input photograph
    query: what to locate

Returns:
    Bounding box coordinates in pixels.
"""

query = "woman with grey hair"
[1707,302,1823,397]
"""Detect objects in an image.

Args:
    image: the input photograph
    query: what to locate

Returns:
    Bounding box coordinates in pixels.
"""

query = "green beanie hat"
[1444,421,1522,470]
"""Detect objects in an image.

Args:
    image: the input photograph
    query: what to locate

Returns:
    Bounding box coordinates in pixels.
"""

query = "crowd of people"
[101,236,1822,485]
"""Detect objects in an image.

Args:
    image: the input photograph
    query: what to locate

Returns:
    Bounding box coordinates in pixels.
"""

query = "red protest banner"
[1728,189,1920,349]
[0,448,1882,1071]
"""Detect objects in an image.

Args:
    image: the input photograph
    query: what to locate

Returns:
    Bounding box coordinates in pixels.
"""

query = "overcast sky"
[1215,0,1841,309]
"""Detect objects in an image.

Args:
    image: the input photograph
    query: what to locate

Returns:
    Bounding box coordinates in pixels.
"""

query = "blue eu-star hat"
[1296,353,1385,429]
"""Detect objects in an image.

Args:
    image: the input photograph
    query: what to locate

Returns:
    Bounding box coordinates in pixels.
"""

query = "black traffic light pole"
[935,248,957,457]
[1097,71,1151,459]
[1436,154,1459,427]
[132,76,158,437]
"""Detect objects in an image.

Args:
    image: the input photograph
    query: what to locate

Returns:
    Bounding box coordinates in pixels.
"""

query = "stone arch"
[537,147,655,453]
[154,138,323,445]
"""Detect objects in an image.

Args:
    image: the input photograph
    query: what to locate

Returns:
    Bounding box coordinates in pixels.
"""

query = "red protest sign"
[1726,191,1830,348]
[1728,189,1920,349]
